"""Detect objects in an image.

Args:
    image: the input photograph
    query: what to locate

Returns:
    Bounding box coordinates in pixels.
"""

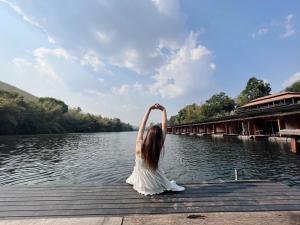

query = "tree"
[237,77,271,106]
[169,93,235,125]
[175,104,202,124]
[201,92,235,118]
[38,97,68,114]
[286,81,300,92]
[168,115,176,126]
[0,90,133,135]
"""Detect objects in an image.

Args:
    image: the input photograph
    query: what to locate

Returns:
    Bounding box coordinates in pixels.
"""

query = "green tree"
[169,92,235,125]
[237,77,271,106]
[0,90,133,135]
[286,81,300,92]
[168,115,176,126]
[38,97,68,114]
[201,92,235,118]
[175,103,202,124]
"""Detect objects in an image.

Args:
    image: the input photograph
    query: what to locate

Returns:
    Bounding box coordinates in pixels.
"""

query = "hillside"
[0,81,133,134]
[0,81,38,102]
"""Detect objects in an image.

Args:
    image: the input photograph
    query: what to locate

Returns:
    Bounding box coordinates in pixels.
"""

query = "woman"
[126,103,185,195]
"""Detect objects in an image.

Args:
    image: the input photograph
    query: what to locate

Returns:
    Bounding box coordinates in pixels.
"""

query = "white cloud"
[85,89,106,98]
[252,13,296,40]
[150,32,215,98]
[133,81,144,92]
[0,0,42,28]
[47,35,56,44]
[252,27,268,39]
[0,0,59,45]
[210,63,216,70]
[19,0,186,76]
[80,50,104,71]
[280,14,296,39]
[283,71,300,88]
[12,58,32,72]
[32,48,73,83]
[32,48,70,81]
[113,84,130,95]
[110,48,144,74]
[151,0,180,15]
[33,48,71,60]
[113,82,146,95]
[13,48,72,83]
[95,31,112,44]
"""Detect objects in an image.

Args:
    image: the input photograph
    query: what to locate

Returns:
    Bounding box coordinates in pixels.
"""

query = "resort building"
[167,92,300,153]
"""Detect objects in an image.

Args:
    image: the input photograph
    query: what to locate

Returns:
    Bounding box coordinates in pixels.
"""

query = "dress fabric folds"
[126,155,185,195]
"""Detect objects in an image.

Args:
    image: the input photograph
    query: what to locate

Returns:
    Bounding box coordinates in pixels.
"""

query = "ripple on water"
[0,132,300,186]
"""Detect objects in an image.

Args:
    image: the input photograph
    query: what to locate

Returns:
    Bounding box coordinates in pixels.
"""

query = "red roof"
[241,91,300,108]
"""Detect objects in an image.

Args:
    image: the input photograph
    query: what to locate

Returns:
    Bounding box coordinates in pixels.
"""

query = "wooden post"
[277,119,281,137]
[248,121,251,135]
[291,136,299,154]
[253,123,256,135]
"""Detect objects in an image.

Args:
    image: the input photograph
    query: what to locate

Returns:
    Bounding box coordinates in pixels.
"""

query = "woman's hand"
[155,103,165,111]
[149,103,165,111]
[149,104,158,110]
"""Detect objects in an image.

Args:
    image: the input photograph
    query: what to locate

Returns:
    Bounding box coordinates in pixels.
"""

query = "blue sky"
[0,0,299,125]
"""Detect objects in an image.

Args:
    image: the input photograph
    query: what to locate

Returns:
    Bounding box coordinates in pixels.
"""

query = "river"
[0,132,300,186]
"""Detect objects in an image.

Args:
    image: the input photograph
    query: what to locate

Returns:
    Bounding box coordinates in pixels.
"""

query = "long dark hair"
[141,125,164,170]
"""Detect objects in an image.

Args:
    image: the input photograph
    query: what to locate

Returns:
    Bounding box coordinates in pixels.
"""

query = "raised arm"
[136,105,154,142]
[161,107,167,143]
[156,104,167,143]
[162,108,167,140]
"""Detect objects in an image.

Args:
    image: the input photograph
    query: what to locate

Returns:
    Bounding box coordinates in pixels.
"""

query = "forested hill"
[0,81,38,102]
[0,81,133,135]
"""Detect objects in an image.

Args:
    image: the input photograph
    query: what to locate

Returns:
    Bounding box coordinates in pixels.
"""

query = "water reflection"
[0,132,300,186]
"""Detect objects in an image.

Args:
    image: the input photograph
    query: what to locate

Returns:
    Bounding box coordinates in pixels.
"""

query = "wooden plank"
[122,211,300,225]
[0,181,299,218]
[0,184,295,197]
[0,188,299,199]
[0,188,294,198]
[0,191,299,202]
[0,180,279,188]
[0,183,290,192]
[0,217,123,225]
[2,199,300,212]
[2,195,300,206]
[0,183,284,192]
[1,204,300,218]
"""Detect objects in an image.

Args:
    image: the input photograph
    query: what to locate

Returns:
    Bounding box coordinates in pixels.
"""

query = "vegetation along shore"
[0,81,133,135]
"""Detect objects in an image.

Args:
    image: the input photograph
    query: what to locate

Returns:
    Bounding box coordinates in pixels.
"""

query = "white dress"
[126,140,185,195]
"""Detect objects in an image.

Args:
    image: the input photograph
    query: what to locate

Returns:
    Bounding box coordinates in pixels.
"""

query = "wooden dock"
[0,180,300,219]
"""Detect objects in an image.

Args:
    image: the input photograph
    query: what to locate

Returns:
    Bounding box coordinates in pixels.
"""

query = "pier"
[168,92,300,153]
[0,180,300,220]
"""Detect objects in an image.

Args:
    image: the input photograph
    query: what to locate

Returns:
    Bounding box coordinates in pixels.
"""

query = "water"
[0,132,300,186]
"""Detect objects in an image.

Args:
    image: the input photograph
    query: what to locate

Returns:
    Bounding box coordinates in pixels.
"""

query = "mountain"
[0,81,38,102]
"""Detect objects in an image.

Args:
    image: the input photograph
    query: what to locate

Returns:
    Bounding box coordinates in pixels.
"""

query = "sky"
[0,0,299,126]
